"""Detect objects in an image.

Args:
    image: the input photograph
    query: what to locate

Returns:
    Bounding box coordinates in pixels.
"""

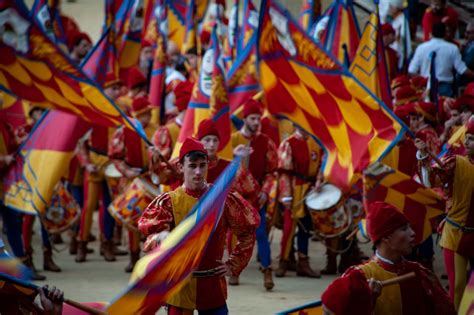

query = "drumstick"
[345,226,359,240]
[380,272,416,287]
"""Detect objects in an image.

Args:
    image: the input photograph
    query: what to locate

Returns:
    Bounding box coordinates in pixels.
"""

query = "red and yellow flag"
[3,111,89,215]
[107,158,239,314]
[363,162,444,244]
[322,0,360,65]
[167,0,187,50]
[258,0,404,190]
[238,0,259,53]
[350,12,392,108]
[0,93,28,130]
[0,1,136,130]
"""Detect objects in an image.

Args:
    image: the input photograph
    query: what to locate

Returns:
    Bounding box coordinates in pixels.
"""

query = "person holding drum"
[138,137,259,315]
[415,116,474,310]
[321,201,455,315]
[275,126,322,279]
[74,73,127,263]
[108,96,158,273]
[230,98,278,289]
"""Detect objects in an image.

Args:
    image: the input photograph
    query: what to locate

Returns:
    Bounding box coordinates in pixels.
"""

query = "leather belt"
[192,268,218,278]
[446,217,474,232]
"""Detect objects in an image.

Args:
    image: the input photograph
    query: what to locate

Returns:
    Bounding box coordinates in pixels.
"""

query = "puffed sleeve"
[261,137,278,196]
[224,191,260,276]
[139,193,175,237]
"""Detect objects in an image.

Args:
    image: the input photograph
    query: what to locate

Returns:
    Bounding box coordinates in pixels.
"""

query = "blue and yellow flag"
[238,0,258,53]
[298,0,321,33]
[167,0,187,50]
[107,158,240,314]
[323,0,360,65]
[350,12,392,108]
[3,111,89,215]
[257,0,404,190]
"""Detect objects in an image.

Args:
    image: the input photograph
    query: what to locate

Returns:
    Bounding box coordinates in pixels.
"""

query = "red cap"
[142,39,153,48]
[131,96,152,116]
[442,16,457,28]
[467,115,474,135]
[243,98,263,118]
[200,29,211,47]
[394,85,422,106]
[197,118,220,140]
[367,201,409,242]
[391,75,411,91]
[381,23,395,36]
[394,104,411,125]
[127,67,147,89]
[103,72,123,89]
[413,101,437,122]
[410,75,428,92]
[453,95,474,112]
[465,83,474,97]
[174,80,194,112]
[67,30,92,51]
[179,137,208,161]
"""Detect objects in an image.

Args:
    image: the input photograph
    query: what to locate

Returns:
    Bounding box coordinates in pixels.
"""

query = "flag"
[350,11,392,108]
[276,300,323,315]
[459,273,474,315]
[167,0,187,51]
[257,0,404,190]
[3,111,89,215]
[148,0,167,120]
[298,0,321,33]
[322,0,360,64]
[31,0,65,43]
[0,273,38,302]
[0,238,31,280]
[0,93,28,130]
[0,0,137,131]
[238,0,259,53]
[223,0,240,66]
[363,162,444,244]
[107,158,240,314]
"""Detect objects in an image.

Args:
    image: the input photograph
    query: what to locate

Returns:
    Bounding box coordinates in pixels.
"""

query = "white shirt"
[408,38,468,83]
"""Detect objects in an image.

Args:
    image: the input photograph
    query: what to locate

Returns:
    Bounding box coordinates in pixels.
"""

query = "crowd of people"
[0,0,474,314]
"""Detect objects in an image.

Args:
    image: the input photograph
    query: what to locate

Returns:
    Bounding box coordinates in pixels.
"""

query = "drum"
[105,163,123,198]
[305,184,351,238]
[345,197,364,227]
[43,182,81,234]
[108,177,160,230]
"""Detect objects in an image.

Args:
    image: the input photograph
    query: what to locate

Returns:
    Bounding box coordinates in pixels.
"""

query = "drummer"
[276,126,322,278]
[321,201,454,315]
[109,96,158,272]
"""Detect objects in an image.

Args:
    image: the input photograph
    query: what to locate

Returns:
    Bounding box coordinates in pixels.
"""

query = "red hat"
[394,104,411,125]
[453,95,474,112]
[467,115,474,135]
[174,80,194,112]
[465,83,474,97]
[127,67,147,89]
[103,72,123,89]
[410,75,428,92]
[381,23,395,36]
[131,96,152,116]
[391,75,411,91]
[243,98,263,118]
[197,118,220,140]
[142,39,153,48]
[367,201,409,242]
[413,101,437,122]
[179,137,208,161]
[200,29,211,47]
[67,30,92,51]
[442,16,457,28]
[394,85,422,106]
[322,273,374,315]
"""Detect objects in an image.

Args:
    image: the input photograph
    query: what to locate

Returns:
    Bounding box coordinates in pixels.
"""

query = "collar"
[375,250,395,265]
[240,127,258,139]
[183,184,209,198]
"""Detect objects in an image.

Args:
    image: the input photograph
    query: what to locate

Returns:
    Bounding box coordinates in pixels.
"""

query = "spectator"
[422,0,458,41]
[408,23,474,97]
[462,22,474,77]
[382,23,399,81]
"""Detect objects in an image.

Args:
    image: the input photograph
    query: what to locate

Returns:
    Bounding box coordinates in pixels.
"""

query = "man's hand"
[414,138,428,153]
[85,163,98,174]
[215,260,233,277]
[148,146,162,163]
[233,144,253,158]
[38,285,63,315]
[124,167,142,179]
[258,192,268,207]
[368,278,382,298]
[143,230,170,252]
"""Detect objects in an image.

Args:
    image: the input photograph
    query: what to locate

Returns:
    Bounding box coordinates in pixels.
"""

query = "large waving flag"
[298,0,321,33]
[276,300,323,315]
[223,0,240,66]
[167,0,187,50]
[107,158,240,314]
[0,238,32,280]
[3,111,89,215]
[0,93,28,130]
[257,0,404,190]
[459,273,474,315]
[350,11,392,108]
[0,0,137,130]
[363,162,444,244]
[323,0,360,65]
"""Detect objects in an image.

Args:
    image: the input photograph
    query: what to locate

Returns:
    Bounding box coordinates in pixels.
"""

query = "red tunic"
[422,7,459,41]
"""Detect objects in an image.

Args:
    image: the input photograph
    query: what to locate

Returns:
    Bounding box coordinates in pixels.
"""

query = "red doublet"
[138,186,259,310]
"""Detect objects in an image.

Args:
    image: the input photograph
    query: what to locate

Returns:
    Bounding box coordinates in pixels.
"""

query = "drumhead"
[305,184,342,211]
[105,163,122,178]
[136,178,161,196]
